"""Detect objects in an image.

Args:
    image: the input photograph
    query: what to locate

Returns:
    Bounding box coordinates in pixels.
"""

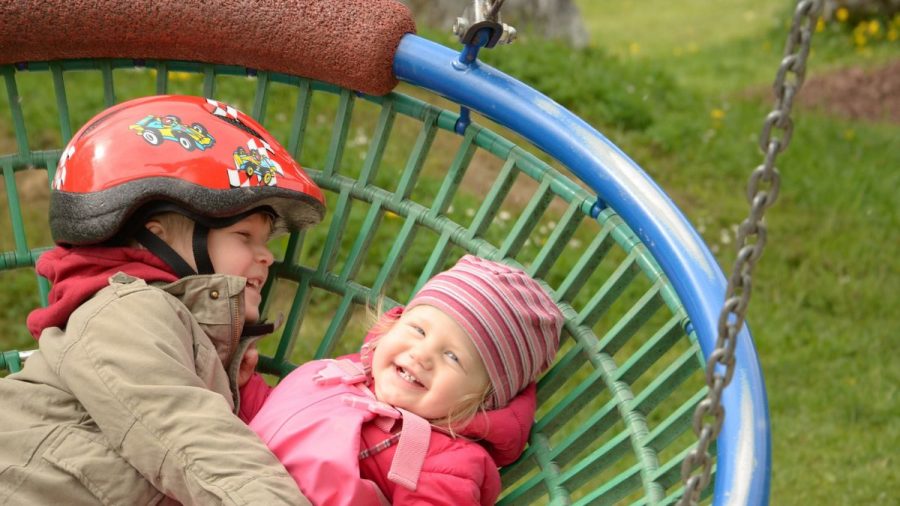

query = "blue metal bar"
[393,34,770,505]
[454,29,492,135]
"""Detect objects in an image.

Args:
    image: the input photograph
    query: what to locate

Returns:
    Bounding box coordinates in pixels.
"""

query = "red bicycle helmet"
[50,95,325,247]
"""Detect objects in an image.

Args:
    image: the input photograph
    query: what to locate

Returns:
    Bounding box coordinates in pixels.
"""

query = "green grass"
[570,2,899,504]
[2,1,898,504]
[578,0,784,57]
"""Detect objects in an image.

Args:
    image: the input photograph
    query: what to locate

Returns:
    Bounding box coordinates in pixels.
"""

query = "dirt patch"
[0,118,49,209]
[796,59,900,124]
[15,170,50,205]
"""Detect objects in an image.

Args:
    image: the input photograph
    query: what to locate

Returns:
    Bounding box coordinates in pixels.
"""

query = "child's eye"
[445,351,460,363]
[410,325,426,337]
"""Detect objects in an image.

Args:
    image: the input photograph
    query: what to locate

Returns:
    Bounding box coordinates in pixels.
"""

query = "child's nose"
[257,246,274,266]
[409,344,435,370]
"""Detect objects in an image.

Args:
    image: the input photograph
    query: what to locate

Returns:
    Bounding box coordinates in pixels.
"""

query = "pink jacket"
[244,348,536,505]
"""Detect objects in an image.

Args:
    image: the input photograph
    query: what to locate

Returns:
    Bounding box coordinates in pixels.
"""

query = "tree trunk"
[400,0,589,48]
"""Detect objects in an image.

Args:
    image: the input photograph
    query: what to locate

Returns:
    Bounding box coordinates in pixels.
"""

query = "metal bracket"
[452,0,517,48]
[449,1,517,135]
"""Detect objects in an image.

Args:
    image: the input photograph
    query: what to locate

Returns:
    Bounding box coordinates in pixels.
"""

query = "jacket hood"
[455,382,537,466]
[26,246,177,338]
[361,306,537,467]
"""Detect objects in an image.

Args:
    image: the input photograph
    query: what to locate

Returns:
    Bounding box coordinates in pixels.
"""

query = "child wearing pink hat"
[245,255,563,505]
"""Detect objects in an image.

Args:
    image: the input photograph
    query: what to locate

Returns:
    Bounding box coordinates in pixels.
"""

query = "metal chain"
[678,1,822,504]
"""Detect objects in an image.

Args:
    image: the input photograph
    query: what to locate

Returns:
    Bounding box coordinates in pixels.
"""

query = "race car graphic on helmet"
[229,139,284,187]
[129,114,215,151]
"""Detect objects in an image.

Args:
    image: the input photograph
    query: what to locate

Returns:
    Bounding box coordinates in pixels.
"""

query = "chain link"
[678,1,822,504]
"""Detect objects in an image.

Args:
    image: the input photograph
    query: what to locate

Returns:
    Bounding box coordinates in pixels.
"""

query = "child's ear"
[144,220,167,240]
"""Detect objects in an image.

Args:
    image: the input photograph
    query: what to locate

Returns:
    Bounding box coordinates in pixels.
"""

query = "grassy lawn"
[571,1,899,504]
[1,1,897,504]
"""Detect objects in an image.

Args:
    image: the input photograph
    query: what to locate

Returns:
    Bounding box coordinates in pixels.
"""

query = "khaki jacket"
[0,273,310,505]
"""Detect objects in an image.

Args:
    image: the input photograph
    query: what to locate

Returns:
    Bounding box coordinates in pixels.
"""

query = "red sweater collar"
[26,246,177,338]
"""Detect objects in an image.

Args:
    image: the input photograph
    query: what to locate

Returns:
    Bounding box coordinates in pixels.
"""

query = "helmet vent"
[217,115,265,142]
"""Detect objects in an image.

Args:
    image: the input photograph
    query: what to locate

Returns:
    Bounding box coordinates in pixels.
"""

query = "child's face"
[370,305,489,420]
[162,213,274,323]
[206,213,274,323]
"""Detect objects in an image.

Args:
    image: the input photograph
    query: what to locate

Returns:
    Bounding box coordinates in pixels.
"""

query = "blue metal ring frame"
[393,34,771,505]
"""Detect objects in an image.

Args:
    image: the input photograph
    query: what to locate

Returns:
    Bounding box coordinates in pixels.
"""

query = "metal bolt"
[498,23,517,44]
[453,17,469,37]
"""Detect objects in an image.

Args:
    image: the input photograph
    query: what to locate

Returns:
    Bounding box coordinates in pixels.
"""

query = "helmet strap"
[192,224,215,275]
[134,227,198,278]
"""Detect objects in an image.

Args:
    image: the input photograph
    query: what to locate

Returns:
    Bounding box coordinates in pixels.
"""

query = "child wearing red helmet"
[0,95,324,505]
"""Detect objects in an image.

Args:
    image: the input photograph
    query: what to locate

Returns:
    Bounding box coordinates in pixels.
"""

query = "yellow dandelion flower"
[710,108,726,121]
[169,71,193,82]
[628,42,641,56]
[385,210,400,220]
[888,28,898,42]
[854,31,868,47]
[867,20,881,36]
[843,129,855,141]
[816,17,826,32]
[836,7,849,22]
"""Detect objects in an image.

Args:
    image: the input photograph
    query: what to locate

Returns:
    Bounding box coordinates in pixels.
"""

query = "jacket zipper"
[229,293,242,361]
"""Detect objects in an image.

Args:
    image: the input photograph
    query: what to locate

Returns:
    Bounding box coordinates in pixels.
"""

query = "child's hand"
[238,344,260,388]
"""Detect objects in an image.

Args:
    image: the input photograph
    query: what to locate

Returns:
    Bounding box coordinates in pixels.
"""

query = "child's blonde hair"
[127,211,194,248]
[150,212,195,240]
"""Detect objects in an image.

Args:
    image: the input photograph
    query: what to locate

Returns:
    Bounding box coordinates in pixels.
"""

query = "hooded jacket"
[0,246,308,505]
[245,307,536,506]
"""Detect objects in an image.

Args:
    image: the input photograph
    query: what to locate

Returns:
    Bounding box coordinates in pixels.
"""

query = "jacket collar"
[157,274,248,366]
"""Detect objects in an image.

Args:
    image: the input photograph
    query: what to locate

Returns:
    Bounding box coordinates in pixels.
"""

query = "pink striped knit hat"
[406,255,563,409]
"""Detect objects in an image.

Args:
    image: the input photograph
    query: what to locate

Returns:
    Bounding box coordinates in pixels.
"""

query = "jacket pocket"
[0,424,58,500]
[42,426,166,506]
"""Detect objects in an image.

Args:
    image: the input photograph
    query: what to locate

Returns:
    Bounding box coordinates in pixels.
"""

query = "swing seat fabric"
[0,1,770,504]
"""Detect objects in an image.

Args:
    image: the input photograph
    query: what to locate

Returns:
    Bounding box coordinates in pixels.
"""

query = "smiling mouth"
[396,366,425,388]
[246,278,262,290]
